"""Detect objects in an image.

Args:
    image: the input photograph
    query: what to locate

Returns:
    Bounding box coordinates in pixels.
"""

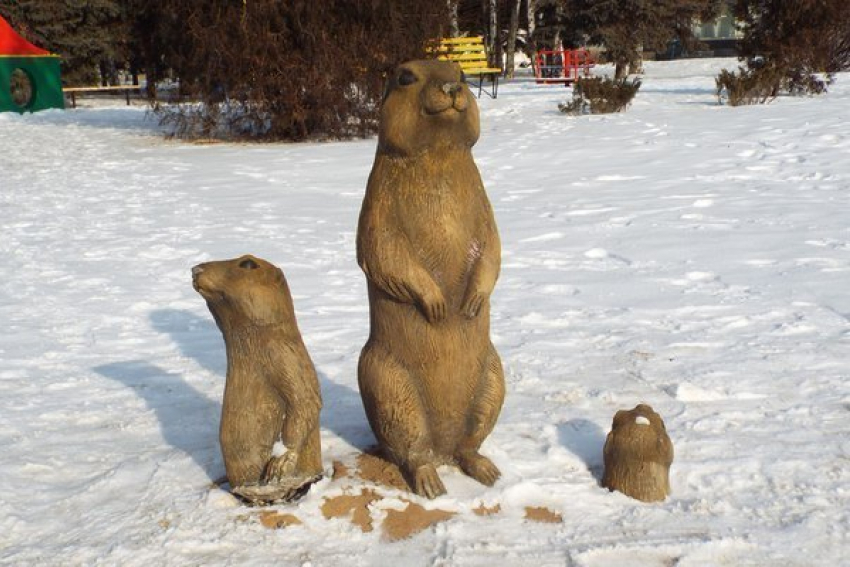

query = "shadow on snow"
[97,308,376,479]
[558,417,607,483]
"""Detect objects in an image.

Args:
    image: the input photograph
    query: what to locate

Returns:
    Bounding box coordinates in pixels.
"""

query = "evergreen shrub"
[559,77,641,115]
[717,0,849,105]
[716,62,829,106]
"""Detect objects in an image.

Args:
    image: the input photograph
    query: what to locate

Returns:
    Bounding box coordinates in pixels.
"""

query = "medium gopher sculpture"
[192,255,323,503]
[602,404,673,502]
[356,60,505,499]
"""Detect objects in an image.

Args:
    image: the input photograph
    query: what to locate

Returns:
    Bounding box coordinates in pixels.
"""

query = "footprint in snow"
[583,248,632,266]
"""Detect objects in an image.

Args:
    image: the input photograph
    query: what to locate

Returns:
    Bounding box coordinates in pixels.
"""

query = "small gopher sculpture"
[602,404,673,502]
[192,255,322,503]
[356,60,505,499]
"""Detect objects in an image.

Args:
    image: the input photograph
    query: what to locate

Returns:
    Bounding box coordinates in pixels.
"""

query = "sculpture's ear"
[632,403,663,428]
[382,67,402,103]
[382,76,394,103]
[612,409,630,429]
[634,403,653,415]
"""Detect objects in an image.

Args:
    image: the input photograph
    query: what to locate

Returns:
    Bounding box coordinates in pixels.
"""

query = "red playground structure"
[534,49,596,85]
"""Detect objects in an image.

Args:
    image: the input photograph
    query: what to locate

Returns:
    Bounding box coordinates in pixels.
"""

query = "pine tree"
[122,0,187,97]
[735,0,850,74]
[715,0,849,105]
[559,0,721,78]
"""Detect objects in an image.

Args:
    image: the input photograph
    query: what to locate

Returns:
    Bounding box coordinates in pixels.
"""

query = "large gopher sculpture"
[356,60,505,499]
[192,255,322,503]
[602,404,673,502]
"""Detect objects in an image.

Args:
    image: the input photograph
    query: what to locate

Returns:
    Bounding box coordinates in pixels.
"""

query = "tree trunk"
[505,0,522,78]
[484,0,498,68]
[629,44,644,75]
[527,0,537,76]
[145,63,157,100]
[448,0,459,37]
[615,58,629,79]
[481,0,489,43]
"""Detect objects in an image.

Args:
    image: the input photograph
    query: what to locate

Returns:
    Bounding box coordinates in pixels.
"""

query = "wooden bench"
[62,85,143,108]
[427,36,502,99]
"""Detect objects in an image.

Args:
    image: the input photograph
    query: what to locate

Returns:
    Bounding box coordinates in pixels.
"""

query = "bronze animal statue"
[192,255,322,503]
[356,60,504,499]
[602,404,673,502]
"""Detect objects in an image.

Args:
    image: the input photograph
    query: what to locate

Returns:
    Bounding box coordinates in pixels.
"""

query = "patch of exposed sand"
[383,502,455,541]
[473,503,501,516]
[321,489,381,533]
[260,451,569,540]
[524,506,563,523]
[259,511,303,529]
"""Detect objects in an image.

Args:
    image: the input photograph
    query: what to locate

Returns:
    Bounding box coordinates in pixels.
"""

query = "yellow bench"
[427,36,502,98]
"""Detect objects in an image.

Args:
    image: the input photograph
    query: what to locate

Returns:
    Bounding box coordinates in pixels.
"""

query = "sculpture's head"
[192,255,293,330]
[606,404,673,466]
[378,60,480,157]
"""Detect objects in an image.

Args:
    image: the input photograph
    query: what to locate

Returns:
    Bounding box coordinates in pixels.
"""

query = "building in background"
[692,4,742,57]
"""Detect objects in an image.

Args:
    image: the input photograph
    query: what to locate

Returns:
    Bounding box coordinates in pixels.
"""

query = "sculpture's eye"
[398,69,418,86]
[239,258,259,270]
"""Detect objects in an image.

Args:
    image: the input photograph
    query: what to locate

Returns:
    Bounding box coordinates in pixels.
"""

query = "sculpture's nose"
[442,82,462,96]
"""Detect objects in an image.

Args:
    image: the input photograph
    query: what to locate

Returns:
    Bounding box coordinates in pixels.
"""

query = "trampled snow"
[1,59,848,566]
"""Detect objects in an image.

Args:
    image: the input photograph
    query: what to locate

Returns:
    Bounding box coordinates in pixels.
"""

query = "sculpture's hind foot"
[262,451,299,483]
[457,452,500,486]
[230,473,321,505]
[412,463,447,499]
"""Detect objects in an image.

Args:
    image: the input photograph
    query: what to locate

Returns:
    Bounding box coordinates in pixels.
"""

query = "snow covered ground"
[1,59,848,566]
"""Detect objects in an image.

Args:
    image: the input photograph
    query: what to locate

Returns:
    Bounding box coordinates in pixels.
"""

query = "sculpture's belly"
[220,377,283,462]
[369,290,491,454]
[398,191,480,301]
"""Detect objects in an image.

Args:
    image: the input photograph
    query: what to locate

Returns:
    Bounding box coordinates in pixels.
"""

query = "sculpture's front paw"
[263,450,300,483]
[420,289,447,324]
[461,290,487,318]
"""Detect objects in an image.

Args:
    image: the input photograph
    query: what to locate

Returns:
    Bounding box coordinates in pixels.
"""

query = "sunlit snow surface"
[1,59,848,566]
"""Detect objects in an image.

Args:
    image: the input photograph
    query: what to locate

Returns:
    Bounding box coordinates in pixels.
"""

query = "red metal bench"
[534,49,595,85]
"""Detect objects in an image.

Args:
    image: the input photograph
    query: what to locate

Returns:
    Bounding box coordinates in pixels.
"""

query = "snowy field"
[1,59,848,566]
